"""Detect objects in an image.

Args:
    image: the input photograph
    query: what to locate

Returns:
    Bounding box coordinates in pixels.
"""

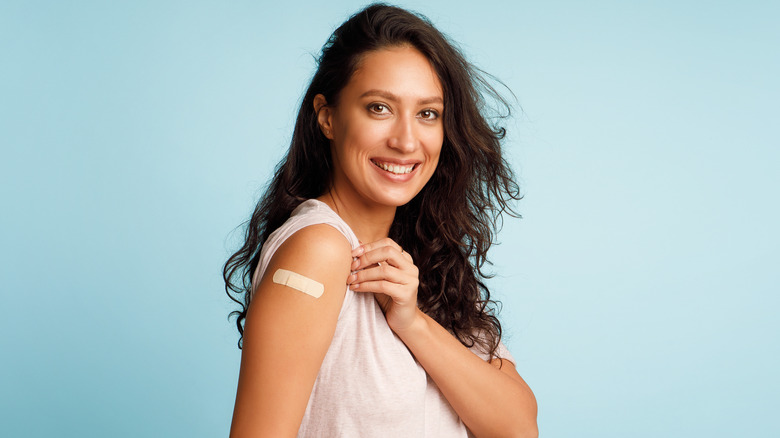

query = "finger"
[351,237,402,258]
[354,246,410,270]
[348,263,416,286]
[350,280,410,299]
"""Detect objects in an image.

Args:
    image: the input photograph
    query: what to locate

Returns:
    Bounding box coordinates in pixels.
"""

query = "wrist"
[392,308,429,342]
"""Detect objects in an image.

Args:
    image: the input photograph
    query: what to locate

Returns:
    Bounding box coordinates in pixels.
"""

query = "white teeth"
[374,161,414,175]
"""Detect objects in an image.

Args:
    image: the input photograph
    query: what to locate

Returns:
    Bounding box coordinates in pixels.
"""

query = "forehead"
[342,46,443,101]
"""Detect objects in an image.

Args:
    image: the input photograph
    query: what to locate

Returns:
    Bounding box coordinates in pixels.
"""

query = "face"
[316,45,444,209]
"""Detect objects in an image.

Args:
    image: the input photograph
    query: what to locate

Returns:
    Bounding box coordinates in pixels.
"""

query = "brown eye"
[368,103,388,114]
[418,109,439,120]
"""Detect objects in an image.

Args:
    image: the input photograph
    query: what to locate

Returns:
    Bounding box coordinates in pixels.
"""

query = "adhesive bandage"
[272,269,324,298]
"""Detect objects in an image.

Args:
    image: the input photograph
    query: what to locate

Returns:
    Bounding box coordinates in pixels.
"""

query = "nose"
[387,117,418,153]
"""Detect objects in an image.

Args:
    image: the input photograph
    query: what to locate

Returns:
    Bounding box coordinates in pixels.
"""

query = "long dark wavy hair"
[224,3,521,359]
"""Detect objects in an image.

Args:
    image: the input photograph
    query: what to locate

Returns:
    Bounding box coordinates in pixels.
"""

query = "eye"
[368,103,390,114]
[418,109,440,120]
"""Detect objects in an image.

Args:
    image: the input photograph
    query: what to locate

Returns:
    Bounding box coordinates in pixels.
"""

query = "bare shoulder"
[241,222,353,358]
[273,223,353,269]
[247,223,353,326]
[268,223,353,289]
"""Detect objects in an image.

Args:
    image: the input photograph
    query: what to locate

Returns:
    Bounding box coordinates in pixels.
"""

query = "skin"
[314,45,445,243]
[230,225,352,436]
[230,46,538,437]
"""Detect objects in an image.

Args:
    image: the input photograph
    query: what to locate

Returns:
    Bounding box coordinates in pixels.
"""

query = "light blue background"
[2,1,778,437]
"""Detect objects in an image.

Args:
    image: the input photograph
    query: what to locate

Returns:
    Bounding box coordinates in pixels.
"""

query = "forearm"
[395,309,538,438]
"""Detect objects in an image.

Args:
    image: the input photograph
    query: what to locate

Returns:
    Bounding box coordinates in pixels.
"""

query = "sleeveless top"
[251,199,515,437]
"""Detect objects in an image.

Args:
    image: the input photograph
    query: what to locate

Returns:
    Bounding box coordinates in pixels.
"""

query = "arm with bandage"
[229,224,352,438]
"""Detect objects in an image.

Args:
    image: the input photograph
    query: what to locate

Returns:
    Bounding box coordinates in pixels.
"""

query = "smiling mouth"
[371,160,418,175]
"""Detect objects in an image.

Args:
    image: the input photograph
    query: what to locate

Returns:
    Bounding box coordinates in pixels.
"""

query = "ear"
[313,94,334,140]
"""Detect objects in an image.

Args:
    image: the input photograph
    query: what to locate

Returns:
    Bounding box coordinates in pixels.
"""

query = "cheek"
[345,123,390,154]
[424,130,445,159]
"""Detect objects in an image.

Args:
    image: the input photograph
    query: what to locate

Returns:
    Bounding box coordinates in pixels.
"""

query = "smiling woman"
[224,4,537,437]
[314,46,444,213]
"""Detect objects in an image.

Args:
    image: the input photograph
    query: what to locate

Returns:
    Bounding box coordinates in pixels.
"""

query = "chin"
[371,190,419,207]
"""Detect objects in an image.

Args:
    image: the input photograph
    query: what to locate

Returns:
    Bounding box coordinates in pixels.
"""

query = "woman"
[224,4,537,437]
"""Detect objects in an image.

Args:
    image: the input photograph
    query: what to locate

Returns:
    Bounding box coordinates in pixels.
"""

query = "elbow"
[505,423,538,438]
[510,419,538,438]
[517,391,538,438]
[473,412,538,438]
[521,406,538,438]
[521,424,539,438]
[507,407,538,438]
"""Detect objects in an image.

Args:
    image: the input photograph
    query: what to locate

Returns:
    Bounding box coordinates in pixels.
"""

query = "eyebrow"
[359,89,443,106]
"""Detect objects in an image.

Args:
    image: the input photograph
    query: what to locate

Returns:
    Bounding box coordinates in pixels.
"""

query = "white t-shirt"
[252,199,515,437]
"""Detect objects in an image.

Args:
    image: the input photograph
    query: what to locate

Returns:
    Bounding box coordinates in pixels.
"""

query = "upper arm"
[230,224,352,438]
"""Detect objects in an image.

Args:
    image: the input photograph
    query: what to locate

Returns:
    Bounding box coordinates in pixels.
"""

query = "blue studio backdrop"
[1,1,778,437]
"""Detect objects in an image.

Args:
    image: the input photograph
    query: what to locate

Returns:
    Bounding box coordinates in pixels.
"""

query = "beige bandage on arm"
[272,269,324,298]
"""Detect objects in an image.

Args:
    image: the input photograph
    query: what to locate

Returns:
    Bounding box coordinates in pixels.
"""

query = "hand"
[347,238,420,333]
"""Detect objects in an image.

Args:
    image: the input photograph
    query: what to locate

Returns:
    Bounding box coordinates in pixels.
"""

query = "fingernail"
[351,259,360,270]
[351,246,364,256]
[347,274,356,283]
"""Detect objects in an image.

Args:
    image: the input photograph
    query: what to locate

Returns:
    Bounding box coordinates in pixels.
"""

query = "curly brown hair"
[223,3,521,359]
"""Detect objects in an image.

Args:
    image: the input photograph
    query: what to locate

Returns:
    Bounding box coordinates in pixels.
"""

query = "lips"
[371,159,419,175]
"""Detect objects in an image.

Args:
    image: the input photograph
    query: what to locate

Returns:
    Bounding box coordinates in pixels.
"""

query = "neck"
[317,189,395,244]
